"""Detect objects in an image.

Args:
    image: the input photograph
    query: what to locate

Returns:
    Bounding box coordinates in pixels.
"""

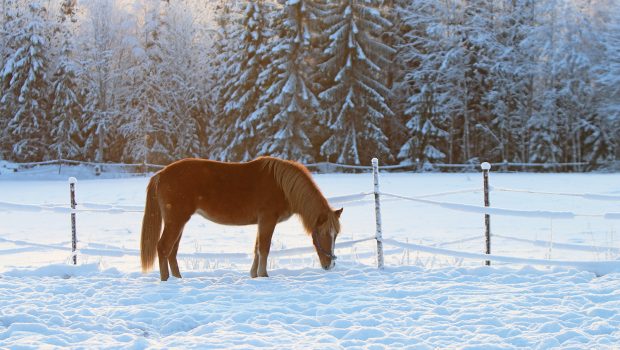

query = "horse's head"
[312,207,343,271]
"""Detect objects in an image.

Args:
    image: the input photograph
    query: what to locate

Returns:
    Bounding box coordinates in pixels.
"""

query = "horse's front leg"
[251,215,277,278]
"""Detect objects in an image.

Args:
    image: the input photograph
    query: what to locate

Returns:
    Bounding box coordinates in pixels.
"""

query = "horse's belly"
[195,208,257,226]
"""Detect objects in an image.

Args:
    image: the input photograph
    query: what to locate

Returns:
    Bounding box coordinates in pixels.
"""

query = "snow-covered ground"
[1,164,620,348]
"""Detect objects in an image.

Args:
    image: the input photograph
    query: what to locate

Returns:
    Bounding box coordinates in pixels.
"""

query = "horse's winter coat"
[140,157,342,280]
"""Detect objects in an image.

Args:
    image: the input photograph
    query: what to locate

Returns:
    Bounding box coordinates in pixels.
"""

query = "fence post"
[372,158,384,269]
[481,162,491,266]
[144,134,149,175]
[57,149,62,175]
[69,177,78,265]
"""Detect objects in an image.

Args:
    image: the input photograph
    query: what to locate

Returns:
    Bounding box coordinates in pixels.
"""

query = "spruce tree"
[593,0,620,161]
[526,0,562,166]
[447,0,495,164]
[252,0,321,162]
[318,0,395,165]
[398,0,450,166]
[486,0,538,164]
[119,0,175,165]
[0,0,21,157]
[50,0,82,161]
[78,0,123,162]
[207,1,238,159]
[557,0,613,168]
[214,1,270,161]
[381,0,408,161]
[167,2,206,161]
[0,1,51,161]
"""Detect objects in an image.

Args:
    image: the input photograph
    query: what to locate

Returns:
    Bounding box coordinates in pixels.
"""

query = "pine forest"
[1,0,619,170]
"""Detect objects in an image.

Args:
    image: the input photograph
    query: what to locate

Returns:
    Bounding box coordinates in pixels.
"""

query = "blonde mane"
[259,157,339,235]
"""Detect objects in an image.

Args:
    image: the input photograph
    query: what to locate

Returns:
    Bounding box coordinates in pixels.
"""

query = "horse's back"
[154,158,290,225]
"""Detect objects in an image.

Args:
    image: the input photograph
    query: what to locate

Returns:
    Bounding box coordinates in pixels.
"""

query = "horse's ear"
[334,208,343,218]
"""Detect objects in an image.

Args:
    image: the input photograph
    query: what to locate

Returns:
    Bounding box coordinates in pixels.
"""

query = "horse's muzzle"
[323,261,336,271]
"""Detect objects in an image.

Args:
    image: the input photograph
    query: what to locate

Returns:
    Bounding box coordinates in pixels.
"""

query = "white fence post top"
[68,177,78,184]
[481,162,491,171]
[372,158,379,166]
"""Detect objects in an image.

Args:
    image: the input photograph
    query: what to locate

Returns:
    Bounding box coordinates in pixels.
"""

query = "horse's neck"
[264,159,328,232]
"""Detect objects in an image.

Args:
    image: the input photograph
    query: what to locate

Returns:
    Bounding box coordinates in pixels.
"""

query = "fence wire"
[491,186,620,201]
[5,158,618,174]
[379,192,620,221]
[2,163,620,274]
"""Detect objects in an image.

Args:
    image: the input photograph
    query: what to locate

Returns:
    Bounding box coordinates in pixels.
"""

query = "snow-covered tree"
[212,1,271,161]
[207,1,248,160]
[524,0,613,168]
[400,0,499,166]
[165,2,207,160]
[0,1,51,161]
[78,0,121,162]
[0,0,21,157]
[1,0,18,69]
[446,0,497,164]
[0,0,617,169]
[318,0,395,165]
[480,0,537,164]
[251,0,322,162]
[208,1,238,115]
[50,0,82,161]
[380,0,409,159]
[119,0,173,164]
[398,85,449,166]
[398,0,450,165]
[589,0,620,164]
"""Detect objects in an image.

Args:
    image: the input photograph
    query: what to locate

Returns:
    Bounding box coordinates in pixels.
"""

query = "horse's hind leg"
[250,238,259,278]
[252,215,277,278]
[168,232,183,278]
[157,220,186,281]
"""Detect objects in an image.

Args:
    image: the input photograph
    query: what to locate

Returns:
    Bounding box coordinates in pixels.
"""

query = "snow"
[384,239,620,277]
[1,165,620,348]
[2,263,619,349]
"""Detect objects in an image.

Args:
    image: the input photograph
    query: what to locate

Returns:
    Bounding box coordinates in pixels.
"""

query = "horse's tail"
[140,175,162,273]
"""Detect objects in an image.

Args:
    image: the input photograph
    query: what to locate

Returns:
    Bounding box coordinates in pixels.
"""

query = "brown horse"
[140,156,343,280]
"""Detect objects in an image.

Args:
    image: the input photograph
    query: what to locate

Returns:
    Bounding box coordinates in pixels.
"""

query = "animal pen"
[1,158,620,276]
